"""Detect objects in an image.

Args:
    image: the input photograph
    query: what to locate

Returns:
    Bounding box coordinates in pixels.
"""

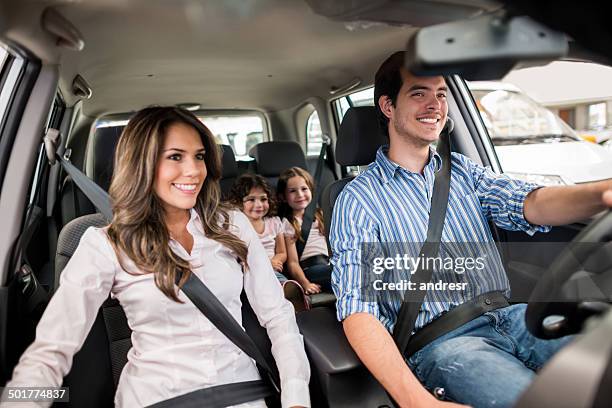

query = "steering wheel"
[526,210,612,339]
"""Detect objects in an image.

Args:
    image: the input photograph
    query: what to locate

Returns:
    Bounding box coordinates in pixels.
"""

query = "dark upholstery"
[85,126,124,191]
[59,126,124,228]
[336,106,385,166]
[54,213,108,289]
[54,214,125,408]
[59,175,96,227]
[249,141,307,188]
[219,144,238,198]
[249,141,307,176]
[321,107,386,241]
[306,156,336,207]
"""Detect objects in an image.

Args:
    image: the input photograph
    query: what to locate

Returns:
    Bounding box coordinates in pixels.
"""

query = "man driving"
[330,51,612,408]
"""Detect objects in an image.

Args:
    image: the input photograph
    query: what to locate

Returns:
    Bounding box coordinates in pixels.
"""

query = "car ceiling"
[0,0,499,116]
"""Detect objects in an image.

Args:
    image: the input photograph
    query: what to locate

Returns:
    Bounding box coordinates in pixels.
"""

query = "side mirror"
[405,14,569,80]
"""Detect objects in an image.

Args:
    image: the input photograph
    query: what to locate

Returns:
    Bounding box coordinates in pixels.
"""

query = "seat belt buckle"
[18,264,36,296]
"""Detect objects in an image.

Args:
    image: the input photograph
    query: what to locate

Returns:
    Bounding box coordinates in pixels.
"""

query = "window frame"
[0,43,41,188]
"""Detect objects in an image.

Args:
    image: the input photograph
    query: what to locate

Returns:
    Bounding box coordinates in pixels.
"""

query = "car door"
[0,40,59,384]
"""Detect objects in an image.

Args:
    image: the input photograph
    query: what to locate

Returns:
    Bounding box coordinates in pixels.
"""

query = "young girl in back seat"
[277,167,331,295]
[229,173,309,311]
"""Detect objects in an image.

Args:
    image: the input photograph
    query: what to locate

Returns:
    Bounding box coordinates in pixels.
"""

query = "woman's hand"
[302,281,321,295]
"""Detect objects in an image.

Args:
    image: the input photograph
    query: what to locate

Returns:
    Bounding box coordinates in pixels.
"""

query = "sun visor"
[405,14,569,80]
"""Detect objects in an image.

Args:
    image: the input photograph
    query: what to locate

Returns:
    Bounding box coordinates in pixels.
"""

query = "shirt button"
[485,298,491,305]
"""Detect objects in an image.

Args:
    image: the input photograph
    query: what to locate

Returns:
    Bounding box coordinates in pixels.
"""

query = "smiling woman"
[3,106,311,407]
[154,122,207,229]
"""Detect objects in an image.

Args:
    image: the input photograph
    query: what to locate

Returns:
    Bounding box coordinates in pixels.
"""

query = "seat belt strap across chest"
[296,137,328,259]
[392,118,453,355]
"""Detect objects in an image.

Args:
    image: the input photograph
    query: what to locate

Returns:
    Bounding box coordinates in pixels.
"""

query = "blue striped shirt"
[329,145,550,332]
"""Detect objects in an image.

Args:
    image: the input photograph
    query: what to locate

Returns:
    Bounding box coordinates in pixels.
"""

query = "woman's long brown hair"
[276,166,325,242]
[107,106,248,302]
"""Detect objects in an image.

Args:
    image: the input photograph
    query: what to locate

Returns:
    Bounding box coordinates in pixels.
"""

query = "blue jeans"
[303,264,332,292]
[406,304,573,408]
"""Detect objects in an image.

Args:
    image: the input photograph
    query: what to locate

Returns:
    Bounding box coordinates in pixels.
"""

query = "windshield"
[471,88,580,146]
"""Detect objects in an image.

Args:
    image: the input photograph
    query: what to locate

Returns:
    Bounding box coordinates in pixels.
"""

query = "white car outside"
[469,81,612,185]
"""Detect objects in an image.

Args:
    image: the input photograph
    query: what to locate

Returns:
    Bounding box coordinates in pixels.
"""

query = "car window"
[306,110,322,156]
[28,95,65,206]
[468,60,612,185]
[94,111,266,161]
[0,43,27,185]
[470,87,580,144]
[198,113,265,161]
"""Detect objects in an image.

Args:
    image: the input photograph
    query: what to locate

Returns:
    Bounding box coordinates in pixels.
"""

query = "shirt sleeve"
[231,211,311,408]
[330,188,383,325]
[457,153,552,236]
[281,217,296,240]
[3,228,117,407]
[271,216,283,238]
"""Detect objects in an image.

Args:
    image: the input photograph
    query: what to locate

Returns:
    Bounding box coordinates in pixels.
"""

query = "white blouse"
[4,210,310,407]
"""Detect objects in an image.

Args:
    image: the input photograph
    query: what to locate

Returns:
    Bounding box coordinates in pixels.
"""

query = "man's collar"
[376,144,443,184]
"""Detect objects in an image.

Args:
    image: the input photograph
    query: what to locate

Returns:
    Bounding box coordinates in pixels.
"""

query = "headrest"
[249,141,307,176]
[220,144,238,178]
[85,126,124,191]
[336,106,385,166]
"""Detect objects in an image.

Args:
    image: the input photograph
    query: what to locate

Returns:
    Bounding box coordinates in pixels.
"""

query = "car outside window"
[94,112,266,162]
[470,60,612,186]
[588,102,607,129]
[198,114,265,161]
[0,43,27,186]
[306,110,323,156]
[471,86,579,144]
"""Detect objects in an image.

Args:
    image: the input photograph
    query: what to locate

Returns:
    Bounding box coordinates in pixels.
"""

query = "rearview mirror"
[405,14,569,80]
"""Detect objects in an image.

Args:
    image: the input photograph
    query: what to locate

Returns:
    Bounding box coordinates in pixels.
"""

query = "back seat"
[321,106,384,241]
[219,144,239,199]
[249,141,336,204]
[249,141,307,189]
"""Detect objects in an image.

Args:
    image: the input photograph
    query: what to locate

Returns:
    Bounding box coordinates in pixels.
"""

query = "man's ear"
[378,95,393,120]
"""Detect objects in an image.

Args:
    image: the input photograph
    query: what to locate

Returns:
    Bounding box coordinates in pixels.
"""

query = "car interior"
[0,0,611,407]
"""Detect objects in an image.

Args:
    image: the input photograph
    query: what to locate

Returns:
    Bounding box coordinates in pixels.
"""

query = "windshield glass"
[471,88,580,146]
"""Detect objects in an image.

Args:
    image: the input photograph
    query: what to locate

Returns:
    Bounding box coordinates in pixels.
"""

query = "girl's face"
[154,122,206,216]
[284,175,312,212]
[242,186,269,221]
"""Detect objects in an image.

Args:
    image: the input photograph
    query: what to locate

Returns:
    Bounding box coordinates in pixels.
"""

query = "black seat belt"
[392,118,454,355]
[172,271,280,387]
[48,129,280,406]
[9,204,49,317]
[296,136,329,259]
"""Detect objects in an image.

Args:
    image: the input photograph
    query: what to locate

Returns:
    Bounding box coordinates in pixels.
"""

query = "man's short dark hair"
[374,51,406,139]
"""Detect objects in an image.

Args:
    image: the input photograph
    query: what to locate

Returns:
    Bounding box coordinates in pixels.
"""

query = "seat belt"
[9,204,49,317]
[176,271,281,391]
[392,118,454,355]
[296,136,329,259]
[48,129,280,405]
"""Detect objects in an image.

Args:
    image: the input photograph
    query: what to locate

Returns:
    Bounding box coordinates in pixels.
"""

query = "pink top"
[4,210,310,408]
[255,216,283,259]
[282,217,329,261]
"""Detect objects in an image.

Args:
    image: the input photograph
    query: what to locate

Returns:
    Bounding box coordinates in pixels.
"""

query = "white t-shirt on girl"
[282,217,329,261]
[256,216,284,259]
